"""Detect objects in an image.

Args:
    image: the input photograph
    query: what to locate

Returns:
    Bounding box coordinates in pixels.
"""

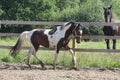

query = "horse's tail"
[9,31,28,57]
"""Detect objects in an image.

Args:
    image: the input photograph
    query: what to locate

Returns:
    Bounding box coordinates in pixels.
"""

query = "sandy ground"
[0,63,120,80]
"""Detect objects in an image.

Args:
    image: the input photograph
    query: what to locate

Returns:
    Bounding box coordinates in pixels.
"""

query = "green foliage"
[0,0,120,34]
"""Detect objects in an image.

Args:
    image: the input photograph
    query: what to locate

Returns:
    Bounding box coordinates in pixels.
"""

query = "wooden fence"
[1,21,120,53]
[1,21,120,26]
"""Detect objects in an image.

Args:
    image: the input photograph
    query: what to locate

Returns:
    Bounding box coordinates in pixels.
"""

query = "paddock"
[1,21,120,80]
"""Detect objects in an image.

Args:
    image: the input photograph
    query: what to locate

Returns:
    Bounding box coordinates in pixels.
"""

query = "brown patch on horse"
[49,28,57,35]
[31,29,49,51]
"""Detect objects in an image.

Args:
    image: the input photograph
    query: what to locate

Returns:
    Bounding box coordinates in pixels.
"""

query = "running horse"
[103,5,120,49]
[9,22,83,69]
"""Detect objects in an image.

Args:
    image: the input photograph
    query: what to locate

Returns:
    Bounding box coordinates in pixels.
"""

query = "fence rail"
[1,20,120,26]
[0,33,120,39]
[0,33,19,36]
[1,33,120,53]
[1,45,120,53]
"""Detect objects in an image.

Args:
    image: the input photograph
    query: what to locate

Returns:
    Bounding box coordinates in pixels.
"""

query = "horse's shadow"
[0,63,80,71]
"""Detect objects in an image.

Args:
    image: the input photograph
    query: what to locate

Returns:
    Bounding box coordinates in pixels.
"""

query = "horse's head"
[72,23,83,43]
[103,5,113,22]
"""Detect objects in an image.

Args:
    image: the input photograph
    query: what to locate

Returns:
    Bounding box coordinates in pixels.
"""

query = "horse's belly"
[48,35,64,48]
[49,39,59,48]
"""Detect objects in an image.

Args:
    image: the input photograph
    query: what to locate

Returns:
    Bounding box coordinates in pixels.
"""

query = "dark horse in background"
[9,22,83,70]
[103,5,120,49]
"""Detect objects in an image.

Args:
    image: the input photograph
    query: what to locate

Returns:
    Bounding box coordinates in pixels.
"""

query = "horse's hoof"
[41,67,47,70]
[28,65,32,69]
[53,67,56,70]
[50,63,58,66]
[69,67,79,71]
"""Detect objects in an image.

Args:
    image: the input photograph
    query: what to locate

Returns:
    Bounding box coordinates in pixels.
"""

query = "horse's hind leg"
[32,53,45,69]
[113,39,116,49]
[25,48,33,68]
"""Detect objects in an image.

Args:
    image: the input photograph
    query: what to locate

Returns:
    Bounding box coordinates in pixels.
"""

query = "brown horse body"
[103,5,120,49]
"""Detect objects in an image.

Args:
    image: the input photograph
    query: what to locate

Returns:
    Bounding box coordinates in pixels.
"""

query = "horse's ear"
[109,5,112,9]
[103,7,106,10]
[78,23,83,27]
[77,23,83,29]
[77,23,80,27]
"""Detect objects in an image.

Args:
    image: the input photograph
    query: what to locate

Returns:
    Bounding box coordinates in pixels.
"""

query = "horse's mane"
[48,22,74,35]
[49,27,57,35]
[60,22,74,30]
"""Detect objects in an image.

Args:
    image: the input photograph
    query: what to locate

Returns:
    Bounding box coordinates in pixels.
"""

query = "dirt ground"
[0,63,120,80]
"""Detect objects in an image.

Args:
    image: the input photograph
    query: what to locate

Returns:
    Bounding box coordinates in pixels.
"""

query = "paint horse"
[103,5,120,49]
[9,22,83,69]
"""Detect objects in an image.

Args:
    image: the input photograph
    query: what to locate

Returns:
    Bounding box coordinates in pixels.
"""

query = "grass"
[1,37,120,68]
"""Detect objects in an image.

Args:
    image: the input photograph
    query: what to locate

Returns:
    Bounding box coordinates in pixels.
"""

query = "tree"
[0,0,119,34]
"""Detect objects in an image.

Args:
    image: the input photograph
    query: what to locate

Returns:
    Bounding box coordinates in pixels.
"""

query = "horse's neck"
[59,25,73,39]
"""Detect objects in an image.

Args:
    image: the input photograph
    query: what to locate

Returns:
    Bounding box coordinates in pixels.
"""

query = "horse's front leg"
[105,39,110,49]
[65,46,77,69]
[53,48,60,70]
[69,48,77,69]
[24,48,33,68]
[32,52,45,70]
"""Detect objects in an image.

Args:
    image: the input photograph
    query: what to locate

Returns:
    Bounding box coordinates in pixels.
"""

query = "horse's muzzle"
[76,36,82,44]
[76,37,80,44]
[77,40,80,44]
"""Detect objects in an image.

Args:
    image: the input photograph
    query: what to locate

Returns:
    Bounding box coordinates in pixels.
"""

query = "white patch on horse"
[21,29,38,47]
[44,24,72,48]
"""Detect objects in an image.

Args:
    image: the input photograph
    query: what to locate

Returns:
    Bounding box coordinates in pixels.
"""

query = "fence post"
[72,38,76,68]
